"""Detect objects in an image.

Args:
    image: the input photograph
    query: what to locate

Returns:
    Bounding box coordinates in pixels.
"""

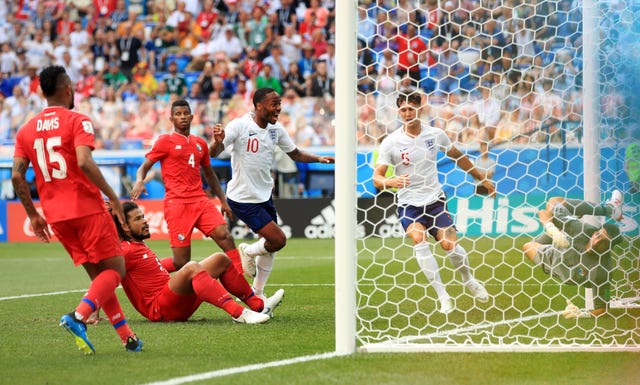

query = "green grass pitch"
[0,238,638,385]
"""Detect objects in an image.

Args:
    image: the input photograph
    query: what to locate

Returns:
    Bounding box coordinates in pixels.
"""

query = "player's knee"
[270,234,287,251]
[182,261,204,278]
[440,240,455,251]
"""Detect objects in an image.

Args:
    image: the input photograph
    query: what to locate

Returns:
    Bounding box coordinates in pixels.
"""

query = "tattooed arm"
[12,157,50,242]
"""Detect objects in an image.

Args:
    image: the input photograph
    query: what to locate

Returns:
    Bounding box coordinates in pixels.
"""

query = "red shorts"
[164,198,227,248]
[51,211,122,266]
[148,284,202,322]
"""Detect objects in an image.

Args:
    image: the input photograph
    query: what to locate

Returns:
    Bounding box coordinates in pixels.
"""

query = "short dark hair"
[111,201,139,241]
[171,99,191,114]
[253,87,278,108]
[396,92,422,107]
[39,65,68,97]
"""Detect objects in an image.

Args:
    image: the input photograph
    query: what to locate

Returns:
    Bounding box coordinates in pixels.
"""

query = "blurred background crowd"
[0,0,635,152]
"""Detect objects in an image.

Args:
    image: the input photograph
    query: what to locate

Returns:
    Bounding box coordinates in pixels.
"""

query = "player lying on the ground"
[111,201,284,324]
[522,190,624,318]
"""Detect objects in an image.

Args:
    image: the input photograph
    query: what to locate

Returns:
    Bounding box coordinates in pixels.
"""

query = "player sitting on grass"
[522,190,624,318]
[110,201,284,324]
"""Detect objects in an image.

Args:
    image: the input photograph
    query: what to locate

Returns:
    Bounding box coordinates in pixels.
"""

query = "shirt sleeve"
[13,130,27,159]
[277,124,296,153]
[222,119,240,150]
[73,114,96,150]
[146,136,167,163]
[436,128,453,152]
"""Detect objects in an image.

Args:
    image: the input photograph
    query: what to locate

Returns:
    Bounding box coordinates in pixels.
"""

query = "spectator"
[0,42,20,76]
[255,63,282,95]
[280,23,303,65]
[262,44,290,81]
[23,29,56,71]
[305,0,330,29]
[276,0,297,35]
[116,23,143,79]
[132,61,158,97]
[307,60,333,99]
[309,28,328,59]
[110,0,128,28]
[211,76,233,100]
[163,60,188,98]
[395,23,427,88]
[154,80,171,103]
[69,20,90,52]
[318,40,336,79]
[470,83,501,141]
[282,61,307,98]
[356,6,376,46]
[58,50,84,84]
[18,65,41,97]
[196,60,215,98]
[103,60,128,91]
[240,46,263,81]
[246,6,272,59]
[196,0,218,34]
[433,39,464,95]
[209,24,244,62]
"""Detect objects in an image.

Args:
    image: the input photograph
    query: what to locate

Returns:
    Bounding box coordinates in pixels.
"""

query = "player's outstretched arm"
[130,158,154,200]
[446,146,496,197]
[286,148,335,164]
[12,156,51,242]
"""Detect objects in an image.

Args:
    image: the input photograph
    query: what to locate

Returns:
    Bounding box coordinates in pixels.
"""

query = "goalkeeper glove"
[544,223,570,249]
[562,300,591,319]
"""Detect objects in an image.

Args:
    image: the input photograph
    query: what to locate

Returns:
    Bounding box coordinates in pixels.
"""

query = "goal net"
[350,0,640,352]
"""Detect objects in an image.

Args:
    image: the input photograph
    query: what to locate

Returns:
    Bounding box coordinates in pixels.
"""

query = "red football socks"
[75,269,120,321]
[219,265,264,312]
[192,270,244,318]
[225,248,244,275]
[101,292,135,343]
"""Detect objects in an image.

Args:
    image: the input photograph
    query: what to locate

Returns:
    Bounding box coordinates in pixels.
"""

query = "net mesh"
[355,0,640,350]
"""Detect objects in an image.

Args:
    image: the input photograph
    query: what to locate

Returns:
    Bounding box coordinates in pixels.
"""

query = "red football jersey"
[120,240,170,320]
[13,106,106,223]
[145,132,210,201]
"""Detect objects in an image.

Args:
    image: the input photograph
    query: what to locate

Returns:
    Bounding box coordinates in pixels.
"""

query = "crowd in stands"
[0,0,633,152]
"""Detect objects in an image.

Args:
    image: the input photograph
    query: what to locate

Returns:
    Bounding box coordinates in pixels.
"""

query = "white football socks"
[448,245,473,283]
[253,252,275,296]
[414,242,449,301]
[245,237,268,257]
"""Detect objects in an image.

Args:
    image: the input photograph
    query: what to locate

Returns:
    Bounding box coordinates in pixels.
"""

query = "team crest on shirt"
[82,121,94,134]
[196,143,202,152]
[426,139,435,151]
[269,128,277,142]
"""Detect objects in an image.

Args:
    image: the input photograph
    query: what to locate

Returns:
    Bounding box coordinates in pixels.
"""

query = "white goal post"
[335,0,640,353]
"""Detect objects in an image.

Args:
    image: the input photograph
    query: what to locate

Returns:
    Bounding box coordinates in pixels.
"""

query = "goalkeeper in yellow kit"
[522,190,624,318]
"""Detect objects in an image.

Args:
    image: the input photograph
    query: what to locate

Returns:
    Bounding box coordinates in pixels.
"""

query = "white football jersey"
[224,112,297,203]
[377,123,452,206]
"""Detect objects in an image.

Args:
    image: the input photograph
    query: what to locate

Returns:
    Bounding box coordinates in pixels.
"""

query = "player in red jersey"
[11,65,142,354]
[130,100,251,279]
[111,201,284,323]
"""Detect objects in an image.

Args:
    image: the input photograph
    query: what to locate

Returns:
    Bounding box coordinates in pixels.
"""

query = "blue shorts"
[227,197,277,233]
[398,196,455,238]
